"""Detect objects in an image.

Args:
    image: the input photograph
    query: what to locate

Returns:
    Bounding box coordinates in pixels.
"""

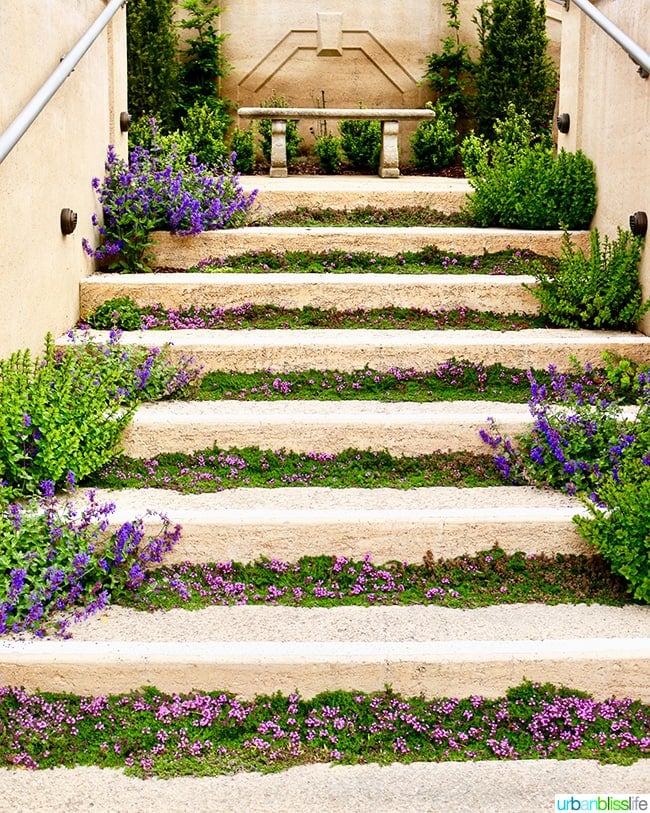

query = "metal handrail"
[566,0,649,78]
[0,0,127,164]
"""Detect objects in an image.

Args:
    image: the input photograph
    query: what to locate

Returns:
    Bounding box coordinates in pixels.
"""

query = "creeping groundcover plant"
[83,124,257,273]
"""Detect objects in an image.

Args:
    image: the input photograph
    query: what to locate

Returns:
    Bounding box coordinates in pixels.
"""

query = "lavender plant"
[0,332,200,497]
[83,134,257,273]
[0,485,181,637]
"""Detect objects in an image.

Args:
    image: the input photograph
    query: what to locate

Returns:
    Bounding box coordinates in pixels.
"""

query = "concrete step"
[150,226,590,269]
[240,174,473,217]
[82,485,591,563]
[79,272,540,319]
[77,327,650,372]
[120,399,531,456]
[3,604,649,699]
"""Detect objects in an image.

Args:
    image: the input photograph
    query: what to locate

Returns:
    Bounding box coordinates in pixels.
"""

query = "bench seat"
[237,107,435,178]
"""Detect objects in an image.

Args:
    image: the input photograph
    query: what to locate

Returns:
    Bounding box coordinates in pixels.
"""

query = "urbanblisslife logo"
[555,797,649,811]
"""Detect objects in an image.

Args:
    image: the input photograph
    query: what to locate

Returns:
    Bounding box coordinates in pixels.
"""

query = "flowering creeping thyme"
[86,300,546,332]
[190,247,553,276]
[120,549,631,611]
[0,331,201,497]
[87,447,502,493]
[0,682,647,776]
[192,361,623,405]
[82,136,257,273]
[0,487,181,638]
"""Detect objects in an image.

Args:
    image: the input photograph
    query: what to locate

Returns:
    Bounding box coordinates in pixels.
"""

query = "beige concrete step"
[3,628,649,700]
[76,327,650,372]
[79,272,539,319]
[83,485,592,563]
[121,399,530,456]
[240,174,473,217]
[150,226,590,269]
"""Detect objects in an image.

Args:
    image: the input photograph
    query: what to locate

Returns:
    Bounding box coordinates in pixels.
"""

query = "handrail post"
[0,0,127,164]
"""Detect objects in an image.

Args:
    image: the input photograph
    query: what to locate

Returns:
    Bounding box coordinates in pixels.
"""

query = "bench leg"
[379,120,400,178]
[270,119,288,178]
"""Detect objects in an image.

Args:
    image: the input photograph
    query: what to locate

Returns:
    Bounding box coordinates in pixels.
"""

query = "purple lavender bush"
[83,129,257,273]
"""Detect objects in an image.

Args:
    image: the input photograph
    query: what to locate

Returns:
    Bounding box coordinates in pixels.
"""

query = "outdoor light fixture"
[556,113,570,133]
[120,111,132,132]
[60,208,77,235]
[629,211,648,237]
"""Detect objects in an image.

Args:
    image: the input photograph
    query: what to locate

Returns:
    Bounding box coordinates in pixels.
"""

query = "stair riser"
[79,274,540,319]
[151,228,590,269]
[2,641,648,700]
[107,513,590,563]
[108,331,650,373]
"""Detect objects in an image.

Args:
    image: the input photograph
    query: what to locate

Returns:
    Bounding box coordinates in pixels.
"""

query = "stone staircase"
[3,176,650,705]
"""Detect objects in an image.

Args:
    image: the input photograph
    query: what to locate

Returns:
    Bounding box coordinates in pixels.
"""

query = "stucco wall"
[0,1,127,358]
[556,0,649,333]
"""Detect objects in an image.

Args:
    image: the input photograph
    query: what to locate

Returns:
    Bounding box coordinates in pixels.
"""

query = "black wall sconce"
[629,211,648,238]
[120,111,132,132]
[60,208,78,235]
[556,113,570,133]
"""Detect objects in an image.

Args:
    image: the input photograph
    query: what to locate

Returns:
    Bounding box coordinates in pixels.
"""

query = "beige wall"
[557,0,649,332]
[0,1,128,358]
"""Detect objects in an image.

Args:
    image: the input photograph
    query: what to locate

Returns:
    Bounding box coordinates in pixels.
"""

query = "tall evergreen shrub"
[474,0,558,138]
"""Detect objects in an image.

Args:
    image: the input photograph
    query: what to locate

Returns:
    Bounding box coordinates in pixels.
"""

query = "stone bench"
[237,107,435,179]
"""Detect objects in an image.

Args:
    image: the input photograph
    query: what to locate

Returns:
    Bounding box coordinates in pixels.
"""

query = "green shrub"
[424,0,476,124]
[85,297,143,331]
[575,458,650,603]
[0,334,199,497]
[528,229,648,330]
[257,94,302,165]
[230,127,256,173]
[474,0,558,138]
[463,107,596,229]
[410,102,458,172]
[459,131,488,176]
[314,133,343,174]
[180,101,231,167]
[340,117,381,171]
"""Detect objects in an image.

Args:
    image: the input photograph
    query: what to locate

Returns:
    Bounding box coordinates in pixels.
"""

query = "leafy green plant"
[314,132,343,174]
[85,297,143,331]
[474,0,558,138]
[179,101,232,167]
[575,458,650,602]
[257,94,302,165]
[230,126,256,173]
[340,115,381,171]
[410,102,458,172]
[463,106,596,229]
[0,333,200,497]
[176,0,229,121]
[424,0,475,124]
[126,0,180,129]
[528,229,648,330]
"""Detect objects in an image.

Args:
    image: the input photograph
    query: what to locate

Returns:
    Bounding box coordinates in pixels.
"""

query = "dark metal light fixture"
[556,113,570,133]
[629,211,648,238]
[120,111,132,132]
[60,208,78,235]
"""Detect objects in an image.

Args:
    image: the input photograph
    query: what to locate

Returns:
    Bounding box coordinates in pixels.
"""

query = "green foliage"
[424,0,475,122]
[176,0,229,120]
[0,334,199,497]
[314,133,343,174]
[180,101,232,167]
[474,0,558,138]
[340,116,381,171]
[257,94,302,165]
[230,127,256,173]
[528,229,648,330]
[463,106,596,229]
[85,297,143,331]
[410,102,458,172]
[126,0,180,129]
[575,459,650,603]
